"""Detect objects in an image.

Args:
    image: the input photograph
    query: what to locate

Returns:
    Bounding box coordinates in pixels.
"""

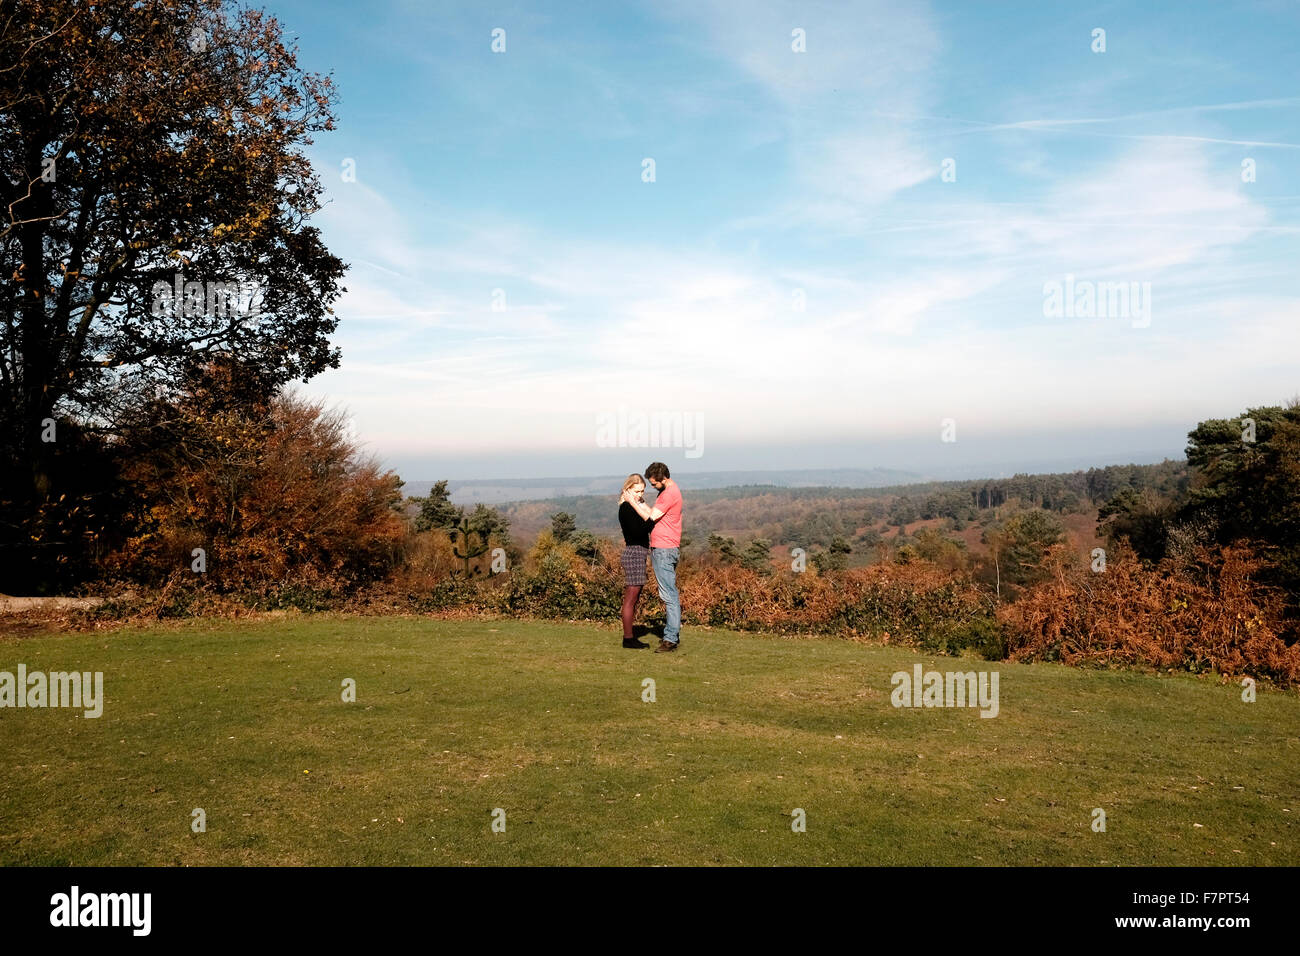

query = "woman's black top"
[619,501,654,548]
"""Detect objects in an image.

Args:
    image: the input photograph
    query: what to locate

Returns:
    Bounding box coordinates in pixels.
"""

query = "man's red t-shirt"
[649,481,683,548]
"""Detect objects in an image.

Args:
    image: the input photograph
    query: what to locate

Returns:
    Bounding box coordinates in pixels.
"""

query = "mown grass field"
[1,615,1296,866]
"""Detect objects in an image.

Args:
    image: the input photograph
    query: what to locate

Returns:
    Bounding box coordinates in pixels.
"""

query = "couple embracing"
[617,462,682,652]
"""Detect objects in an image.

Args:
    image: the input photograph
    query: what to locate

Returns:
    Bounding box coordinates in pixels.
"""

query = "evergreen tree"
[551,512,577,543]
[414,480,462,531]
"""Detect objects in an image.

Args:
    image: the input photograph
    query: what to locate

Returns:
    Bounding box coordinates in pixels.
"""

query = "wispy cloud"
[285,0,1300,473]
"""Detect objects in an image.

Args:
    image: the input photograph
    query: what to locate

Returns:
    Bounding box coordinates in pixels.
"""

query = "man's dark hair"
[644,462,670,481]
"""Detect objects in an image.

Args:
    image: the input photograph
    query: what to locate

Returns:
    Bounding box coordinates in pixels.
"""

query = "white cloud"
[301,134,1290,458]
[292,4,1297,472]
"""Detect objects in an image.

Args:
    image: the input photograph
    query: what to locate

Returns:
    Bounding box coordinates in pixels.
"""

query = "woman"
[617,473,655,648]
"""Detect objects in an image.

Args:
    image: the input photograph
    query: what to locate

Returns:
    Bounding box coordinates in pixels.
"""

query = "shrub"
[999,544,1300,686]
[677,561,992,649]
[108,389,406,589]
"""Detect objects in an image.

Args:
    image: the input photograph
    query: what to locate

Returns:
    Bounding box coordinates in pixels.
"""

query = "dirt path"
[0,595,106,611]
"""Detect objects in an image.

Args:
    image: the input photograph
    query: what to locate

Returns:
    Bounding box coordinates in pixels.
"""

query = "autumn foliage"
[105,382,405,592]
[999,544,1300,686]
[677,561,992,643]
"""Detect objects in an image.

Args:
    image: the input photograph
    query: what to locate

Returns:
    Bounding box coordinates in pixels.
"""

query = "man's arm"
[622,494,663,522]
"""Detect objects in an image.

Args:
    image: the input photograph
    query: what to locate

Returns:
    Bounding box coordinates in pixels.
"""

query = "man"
[620,462,683,652]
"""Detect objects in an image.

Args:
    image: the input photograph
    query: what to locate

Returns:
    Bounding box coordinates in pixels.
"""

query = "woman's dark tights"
[621,585,643,639]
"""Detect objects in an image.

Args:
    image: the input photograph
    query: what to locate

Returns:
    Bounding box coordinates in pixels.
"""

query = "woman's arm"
[621,494,657,521]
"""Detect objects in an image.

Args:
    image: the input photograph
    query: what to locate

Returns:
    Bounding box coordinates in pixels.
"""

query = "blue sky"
[270,0,1300,480]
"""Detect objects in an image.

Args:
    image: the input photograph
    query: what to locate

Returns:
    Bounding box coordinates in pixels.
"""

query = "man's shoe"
[654,639,679,653]
[622,637,649,649]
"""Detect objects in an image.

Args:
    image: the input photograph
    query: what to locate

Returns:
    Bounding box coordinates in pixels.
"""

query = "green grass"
[1,615,1296,865]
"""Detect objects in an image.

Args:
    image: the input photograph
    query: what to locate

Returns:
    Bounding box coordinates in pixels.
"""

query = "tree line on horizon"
[492,457,1190,570]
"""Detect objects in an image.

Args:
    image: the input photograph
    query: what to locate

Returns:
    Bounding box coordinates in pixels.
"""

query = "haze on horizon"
[381,419,1200,485]
[269,0,1298,482]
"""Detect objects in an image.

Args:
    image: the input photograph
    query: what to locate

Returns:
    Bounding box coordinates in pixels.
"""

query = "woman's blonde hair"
[621,473,645,494]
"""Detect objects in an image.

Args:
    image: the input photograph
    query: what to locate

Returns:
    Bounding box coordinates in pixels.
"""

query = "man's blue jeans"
[650,547,681,644]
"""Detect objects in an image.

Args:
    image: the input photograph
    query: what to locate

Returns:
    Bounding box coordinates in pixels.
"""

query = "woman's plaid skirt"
[621,545,650,586]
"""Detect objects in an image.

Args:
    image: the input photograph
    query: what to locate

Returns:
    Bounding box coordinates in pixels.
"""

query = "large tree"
[1181,402,1300,604]
[2,0,345,580]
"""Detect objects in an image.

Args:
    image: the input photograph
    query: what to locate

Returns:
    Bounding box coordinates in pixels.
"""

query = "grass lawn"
[1,615,1296,866]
